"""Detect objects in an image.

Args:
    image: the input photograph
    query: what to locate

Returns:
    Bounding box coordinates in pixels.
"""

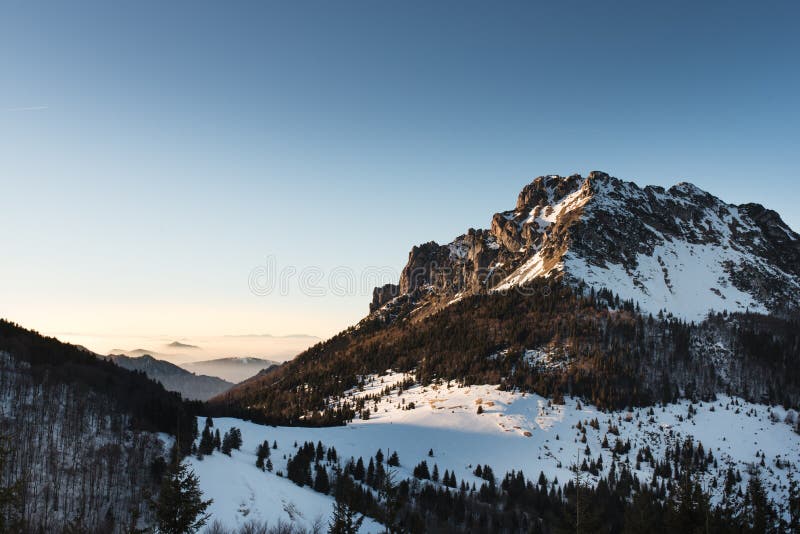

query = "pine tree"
[221,431,232,456]
[744,467,775,533]
[623,490,661,534]
[314,464,331,494]
[256,440,271,471]
[152,461,212,534]
[413,461,431,480]
[558,461,601,534]
[380,469,403,534]
[665,458,709,533]
[329,476,364,534]
[354,457,365,481]
[198,426,214,456]
[366,458,375,487]
[225,427,242,450]
[374,461,386,490]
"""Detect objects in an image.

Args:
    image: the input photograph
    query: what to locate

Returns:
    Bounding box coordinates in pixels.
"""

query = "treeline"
[210,280,800,425]
[0,352,168,532]
[0,319,200,451]
[0,320,205,532]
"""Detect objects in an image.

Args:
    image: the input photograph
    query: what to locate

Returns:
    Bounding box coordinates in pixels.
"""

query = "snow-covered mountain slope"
[371,172,800,322]
[189,438,382,533]
[193,371,800,530]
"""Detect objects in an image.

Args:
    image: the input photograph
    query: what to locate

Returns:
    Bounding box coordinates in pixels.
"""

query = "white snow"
[188,433,382,533]
[495,251,561,290]
[192,372,800,530]
[487,176,800,321]
[524,184,590,230]
[563,240,771,321]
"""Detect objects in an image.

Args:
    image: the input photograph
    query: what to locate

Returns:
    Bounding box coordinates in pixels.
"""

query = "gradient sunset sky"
[1,1,798,353]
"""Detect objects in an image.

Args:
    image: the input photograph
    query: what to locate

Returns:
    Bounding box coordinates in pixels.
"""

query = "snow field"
[191,371,800,530]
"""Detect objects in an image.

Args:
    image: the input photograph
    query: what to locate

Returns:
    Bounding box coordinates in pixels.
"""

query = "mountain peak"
[371,172,800,321]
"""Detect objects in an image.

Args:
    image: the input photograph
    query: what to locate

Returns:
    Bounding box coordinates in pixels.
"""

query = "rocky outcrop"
[372,171,800,322]
[370,283,400,312]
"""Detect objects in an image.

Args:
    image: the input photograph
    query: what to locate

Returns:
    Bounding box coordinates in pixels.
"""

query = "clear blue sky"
[1,0,798,343]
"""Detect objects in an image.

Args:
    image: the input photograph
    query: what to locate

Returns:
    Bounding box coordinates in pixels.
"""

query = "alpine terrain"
[197,172,800,533]
[3,172,799,533]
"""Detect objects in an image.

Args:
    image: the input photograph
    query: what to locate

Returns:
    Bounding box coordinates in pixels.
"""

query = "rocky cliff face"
[371,171,800,321]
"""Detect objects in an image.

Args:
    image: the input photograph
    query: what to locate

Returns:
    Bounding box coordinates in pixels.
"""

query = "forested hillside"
[210,280,800,425]
[0,320,201,532]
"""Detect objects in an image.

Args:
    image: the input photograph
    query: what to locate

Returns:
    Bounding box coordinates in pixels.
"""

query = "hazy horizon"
[53,331,320,365]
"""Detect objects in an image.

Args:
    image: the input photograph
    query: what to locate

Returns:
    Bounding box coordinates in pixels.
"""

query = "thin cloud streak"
[3,105,48,112]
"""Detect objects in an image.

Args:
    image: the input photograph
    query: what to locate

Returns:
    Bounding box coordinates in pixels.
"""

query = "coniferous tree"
[198,426,214,456]
[744,467,776,533]
[328,447,339,463]
[152,461,212,534]
[221,432,232,456]
[354,457,365,481]
[665,458,709,533]
[366,458,375,487]
[413,461,431,480]
[623,490,662,534]
[234,428,243,449]
[558,462,601,534]
[374,461,386,490]
[255,440,271,471]
[329,476,364,534]
[314,464,331,494]
[380,469,403,534]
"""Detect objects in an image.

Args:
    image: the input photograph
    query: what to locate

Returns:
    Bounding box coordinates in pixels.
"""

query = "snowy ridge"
[501,173,800,320]
[374,171,800,322]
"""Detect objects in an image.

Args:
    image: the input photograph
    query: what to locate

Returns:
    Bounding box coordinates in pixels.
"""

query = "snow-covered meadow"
[189,371,800,531]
